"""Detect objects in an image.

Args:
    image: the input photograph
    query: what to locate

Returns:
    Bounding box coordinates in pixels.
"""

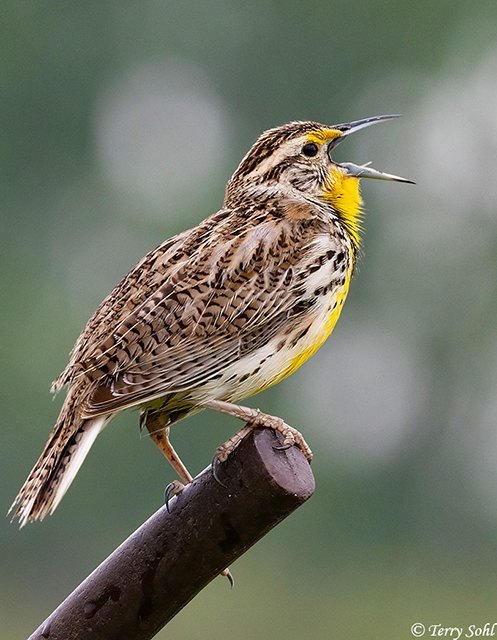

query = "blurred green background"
[2,1,497,638]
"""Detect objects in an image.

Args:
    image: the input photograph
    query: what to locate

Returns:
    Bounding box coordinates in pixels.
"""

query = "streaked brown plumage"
[11,116,412,526]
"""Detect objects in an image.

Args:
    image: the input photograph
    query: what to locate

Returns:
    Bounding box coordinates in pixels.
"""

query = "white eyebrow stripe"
[246,137,307,178]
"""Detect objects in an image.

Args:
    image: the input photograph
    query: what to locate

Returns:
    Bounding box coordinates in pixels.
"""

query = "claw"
[211,454,227,489]
[273,443,292,452]
[221,567,234,588]
[164,480,185,513]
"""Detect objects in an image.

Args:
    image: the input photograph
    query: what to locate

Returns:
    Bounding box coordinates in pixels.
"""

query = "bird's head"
[225,115,413,249]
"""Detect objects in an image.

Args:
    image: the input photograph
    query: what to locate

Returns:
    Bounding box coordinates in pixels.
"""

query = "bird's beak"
[332,115,415,184]
[340,161,415,184]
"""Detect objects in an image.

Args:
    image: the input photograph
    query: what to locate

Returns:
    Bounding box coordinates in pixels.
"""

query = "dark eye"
[302,142,318,157]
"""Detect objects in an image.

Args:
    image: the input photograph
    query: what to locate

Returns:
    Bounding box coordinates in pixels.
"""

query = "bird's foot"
[212,405,313,463]
[215,423,254,462]
[204,401,313,591]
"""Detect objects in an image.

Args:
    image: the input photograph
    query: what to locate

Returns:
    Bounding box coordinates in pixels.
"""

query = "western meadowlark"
[11,115,412,527]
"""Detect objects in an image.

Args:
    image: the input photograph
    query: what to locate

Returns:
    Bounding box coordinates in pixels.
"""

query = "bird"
[10,115,413,527]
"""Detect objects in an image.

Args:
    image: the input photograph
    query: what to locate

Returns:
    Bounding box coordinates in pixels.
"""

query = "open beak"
[332,115,415,184]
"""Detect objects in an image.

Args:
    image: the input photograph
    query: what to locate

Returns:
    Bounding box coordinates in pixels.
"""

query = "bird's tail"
[9,413,108,527]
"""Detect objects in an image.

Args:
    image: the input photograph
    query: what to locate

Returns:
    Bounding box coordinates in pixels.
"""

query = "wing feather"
[79,265,299,417]
[75,219,314,416]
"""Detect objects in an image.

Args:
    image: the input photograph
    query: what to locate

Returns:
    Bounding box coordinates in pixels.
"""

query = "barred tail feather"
[10,416,108,527]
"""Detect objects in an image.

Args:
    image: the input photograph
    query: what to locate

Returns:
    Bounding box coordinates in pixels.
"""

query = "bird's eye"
[302,142,318,157]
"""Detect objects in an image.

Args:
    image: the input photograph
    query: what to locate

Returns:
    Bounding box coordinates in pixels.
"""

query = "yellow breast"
[270,174,362,386]
[262,267,353,390]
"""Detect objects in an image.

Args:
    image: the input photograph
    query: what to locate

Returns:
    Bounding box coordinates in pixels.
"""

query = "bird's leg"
[202,399,313,462]
[146,423,193,485]
[142,408,192,503]
[143,409,233,585]
[145,421,190,512]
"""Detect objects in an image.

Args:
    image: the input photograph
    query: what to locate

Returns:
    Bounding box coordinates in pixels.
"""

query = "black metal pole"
[29,427,315,640]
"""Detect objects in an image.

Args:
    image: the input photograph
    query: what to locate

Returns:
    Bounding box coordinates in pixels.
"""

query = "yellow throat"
[323,168,363,252]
